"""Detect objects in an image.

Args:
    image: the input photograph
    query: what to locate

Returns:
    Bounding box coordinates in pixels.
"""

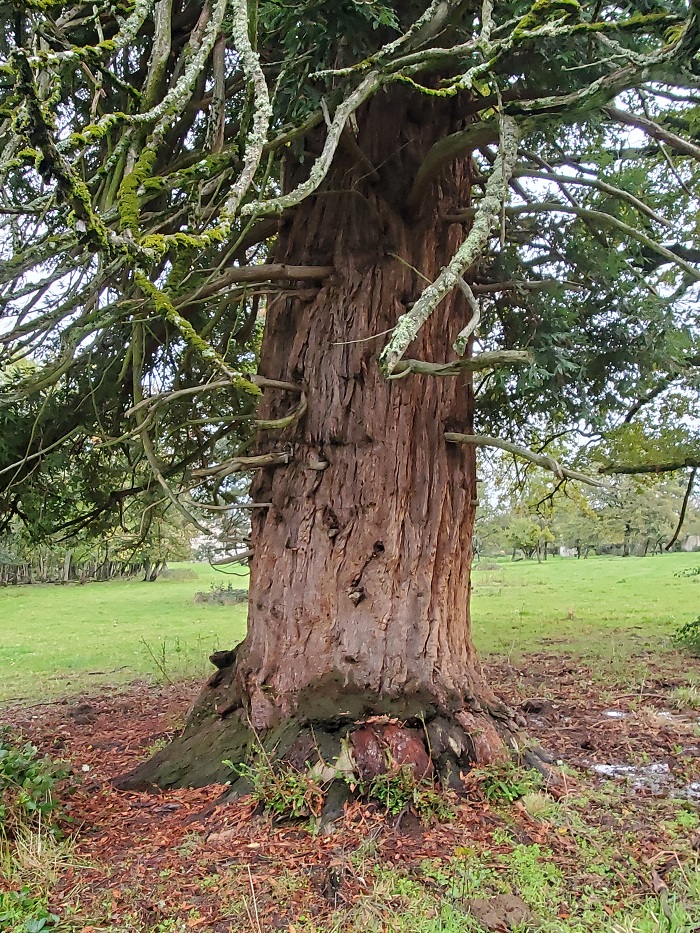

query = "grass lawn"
[0,551,698,703]
[0,562,248,703]
[471,550,700,661]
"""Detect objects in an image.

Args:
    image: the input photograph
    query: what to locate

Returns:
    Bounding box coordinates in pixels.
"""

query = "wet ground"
[2,650,699,931]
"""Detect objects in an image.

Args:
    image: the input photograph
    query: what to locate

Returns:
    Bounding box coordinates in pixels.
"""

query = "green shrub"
[361,764,455,824]
[0,729,70,838]
[674,616,700,656]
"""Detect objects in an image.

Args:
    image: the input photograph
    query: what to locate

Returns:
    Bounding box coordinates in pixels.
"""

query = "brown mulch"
[2,651,699,931]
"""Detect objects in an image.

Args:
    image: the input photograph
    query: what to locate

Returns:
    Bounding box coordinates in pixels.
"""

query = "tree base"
[115,655,517,796]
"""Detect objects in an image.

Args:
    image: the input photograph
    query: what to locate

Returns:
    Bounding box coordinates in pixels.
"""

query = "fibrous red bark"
[118,86,514,793]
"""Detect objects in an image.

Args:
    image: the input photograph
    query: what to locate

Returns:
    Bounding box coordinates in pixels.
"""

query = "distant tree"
[503,513,554,561]
[2,1,700,788]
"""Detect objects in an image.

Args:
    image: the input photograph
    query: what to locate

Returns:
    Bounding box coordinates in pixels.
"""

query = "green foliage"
[360,764,455,824]
[473,760,543,803]
[674,615,700,656]
[0,889,59,932]
[478,469,696,559]
[0,729,69,839]
[225,757,327,820]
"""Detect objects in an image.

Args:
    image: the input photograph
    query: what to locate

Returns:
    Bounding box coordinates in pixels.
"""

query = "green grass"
[0,552,698,704]
[471,551,700,660]
[0,563,248,703]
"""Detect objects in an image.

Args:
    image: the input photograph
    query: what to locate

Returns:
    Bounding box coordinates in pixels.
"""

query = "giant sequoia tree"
[2,0,700,788]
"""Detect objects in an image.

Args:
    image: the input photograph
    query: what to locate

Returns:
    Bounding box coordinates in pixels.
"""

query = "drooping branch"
[380,114,520,376]
[445,433,607,488]
[453,277,481,356]
[213,0,273,226]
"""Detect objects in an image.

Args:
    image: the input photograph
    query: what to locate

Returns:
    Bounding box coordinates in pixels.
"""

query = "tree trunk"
[119,87,515,792]
[623,522,632,557]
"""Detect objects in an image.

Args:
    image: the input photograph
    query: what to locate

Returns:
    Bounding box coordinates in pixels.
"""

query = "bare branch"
[471,279,584,293]
[191,451,292,480]
[445,433,608,487]
[513,167,674,230]
[211,549,255,566]
[393,349,531,377]
[601,458,700,475]
[181,264,334,305]
[605,105,700,163]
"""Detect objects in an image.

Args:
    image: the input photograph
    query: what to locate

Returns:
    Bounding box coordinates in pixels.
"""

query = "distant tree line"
[477,474,700,561]
[0,511,193,585]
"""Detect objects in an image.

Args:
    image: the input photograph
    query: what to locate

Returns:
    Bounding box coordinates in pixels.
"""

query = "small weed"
[669,684,700,710]
[175,832,202,857]
[521,791,560,822]
[226,757,326,820]
[140,636,174,684]
[672,808,700,831]
[674,616,700,656]
[0,728,69,839]
[473,760,543,803]
[270,867,308,899]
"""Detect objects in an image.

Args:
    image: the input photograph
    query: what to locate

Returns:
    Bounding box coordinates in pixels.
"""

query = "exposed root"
[115,651,552,807]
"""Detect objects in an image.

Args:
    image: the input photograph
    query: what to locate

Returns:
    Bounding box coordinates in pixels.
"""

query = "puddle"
[588,761,699,799]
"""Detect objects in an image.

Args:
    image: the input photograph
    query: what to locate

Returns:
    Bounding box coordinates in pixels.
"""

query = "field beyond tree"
[0,554,698,704]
